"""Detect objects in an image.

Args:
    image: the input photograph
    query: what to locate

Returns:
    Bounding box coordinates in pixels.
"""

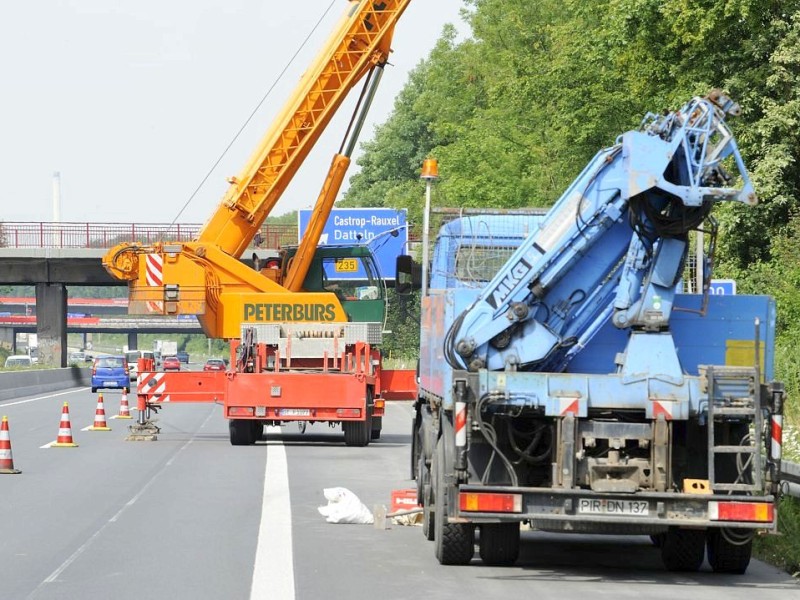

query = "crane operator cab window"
[320,255,385,324]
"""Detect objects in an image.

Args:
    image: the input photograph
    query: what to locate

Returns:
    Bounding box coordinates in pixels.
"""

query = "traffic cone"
[52,402,78,447]
[0,416,21,474]
[88,393,112,431]
[114,390,132,419]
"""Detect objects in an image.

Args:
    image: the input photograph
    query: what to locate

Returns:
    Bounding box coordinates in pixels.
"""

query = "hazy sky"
[0,0,467,224]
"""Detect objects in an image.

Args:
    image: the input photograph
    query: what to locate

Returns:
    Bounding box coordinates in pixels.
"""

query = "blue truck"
[399,91,785,573]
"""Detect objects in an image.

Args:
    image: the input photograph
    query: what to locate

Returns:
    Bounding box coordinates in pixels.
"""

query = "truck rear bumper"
[455,484,777,531]
[136,370,380,422]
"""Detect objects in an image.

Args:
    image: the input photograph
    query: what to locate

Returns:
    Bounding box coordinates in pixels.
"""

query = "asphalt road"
[1,386,798,600]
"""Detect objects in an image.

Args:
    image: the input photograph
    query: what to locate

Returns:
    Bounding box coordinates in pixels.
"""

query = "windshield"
[321,256,381,301]
[97,357,125,368]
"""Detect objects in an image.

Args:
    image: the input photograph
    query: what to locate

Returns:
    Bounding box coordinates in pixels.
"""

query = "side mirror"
[395,255,421,296]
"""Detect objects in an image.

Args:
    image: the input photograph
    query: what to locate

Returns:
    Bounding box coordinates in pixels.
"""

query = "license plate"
[577,499,649,516]
[279,408,310,417]
[104,381,119,386]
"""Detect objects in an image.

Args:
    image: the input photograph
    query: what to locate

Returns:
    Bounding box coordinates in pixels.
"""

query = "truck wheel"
[433,439,474,565]
[411,414,421,480]
[707,529,752,574]
[422,454,434,541]
[343,407,372,447]
[479,523,520,566]
[230,419,255,446]
[370,416,382,440]
[252,421,264,443]
[91,387,97,393]
[661,527,705,572]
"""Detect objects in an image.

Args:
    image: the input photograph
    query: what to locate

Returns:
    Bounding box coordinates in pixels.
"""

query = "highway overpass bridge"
[0,221,296,366]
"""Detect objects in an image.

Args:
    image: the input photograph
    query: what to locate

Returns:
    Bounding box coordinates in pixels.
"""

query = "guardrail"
[0,366,91,402]
[782,460,800,499]
[0,221,298,249]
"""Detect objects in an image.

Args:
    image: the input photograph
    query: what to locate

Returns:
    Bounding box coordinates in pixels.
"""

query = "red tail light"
[459,492,523,513]
[709,501,774,523]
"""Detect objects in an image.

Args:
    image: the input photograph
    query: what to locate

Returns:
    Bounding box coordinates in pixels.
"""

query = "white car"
[125,350,156,380]
[4,355,33,368]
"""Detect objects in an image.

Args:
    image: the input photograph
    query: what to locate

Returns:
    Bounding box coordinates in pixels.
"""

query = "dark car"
[163,356,181,371]
[176,350,190,363]
[91,356,129,393]
[203,358,226,372]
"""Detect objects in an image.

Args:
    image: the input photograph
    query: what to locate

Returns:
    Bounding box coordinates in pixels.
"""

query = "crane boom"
[103,0,413,339]
[198,0,410,257]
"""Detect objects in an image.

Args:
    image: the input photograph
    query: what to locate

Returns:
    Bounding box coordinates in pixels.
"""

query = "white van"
[4,355,33,368]
[125,350,156,380]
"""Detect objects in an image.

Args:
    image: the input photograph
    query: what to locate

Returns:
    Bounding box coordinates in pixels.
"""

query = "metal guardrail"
[782,460,800,499]
[0,221,298,249]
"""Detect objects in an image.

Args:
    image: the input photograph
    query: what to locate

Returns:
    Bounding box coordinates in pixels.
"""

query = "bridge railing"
[0,222,298,250]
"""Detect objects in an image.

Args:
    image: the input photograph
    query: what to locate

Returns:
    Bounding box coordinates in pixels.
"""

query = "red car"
[203,358,227,372]
[162,356,181,371]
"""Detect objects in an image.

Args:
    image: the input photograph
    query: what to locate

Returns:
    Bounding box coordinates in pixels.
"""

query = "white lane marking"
[250,426,295,600]
[29,410,216,594]
[1,388,90,408]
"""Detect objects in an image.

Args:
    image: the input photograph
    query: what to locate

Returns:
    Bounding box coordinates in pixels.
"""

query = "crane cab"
[268,245,386,324]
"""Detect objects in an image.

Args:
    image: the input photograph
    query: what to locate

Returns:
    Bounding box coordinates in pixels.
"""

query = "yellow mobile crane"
[103,0,417,446]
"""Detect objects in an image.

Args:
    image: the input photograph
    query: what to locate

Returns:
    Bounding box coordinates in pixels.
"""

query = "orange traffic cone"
[52,402,78,447]
[114,390,132,419]
[0,416,21,474]
[88,393,112,431]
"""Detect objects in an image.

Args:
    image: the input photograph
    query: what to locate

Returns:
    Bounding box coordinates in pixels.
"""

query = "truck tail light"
[374,400,385,409]
[336,408,361,417]
[228,407,255,417]
[459,492,522,513]
[709,501,774,523]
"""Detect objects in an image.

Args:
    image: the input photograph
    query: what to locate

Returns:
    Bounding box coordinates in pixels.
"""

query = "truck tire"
[661,527,705,572]
[370,416,382,440]
[230,419,255,446]
[411,416,421,481]
[252,421,264,443]
[433,439,474,565]
[707,529,752,574]
[422,453,434,541]
[343,402,372,447]
[479,523,520,566]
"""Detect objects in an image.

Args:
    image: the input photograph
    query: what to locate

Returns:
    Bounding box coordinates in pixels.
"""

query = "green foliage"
[266,211,298,225]
[381,289,421,361]
[753,495,800,577]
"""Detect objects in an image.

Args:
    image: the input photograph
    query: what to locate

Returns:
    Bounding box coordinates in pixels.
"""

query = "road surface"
[1,386,797,600]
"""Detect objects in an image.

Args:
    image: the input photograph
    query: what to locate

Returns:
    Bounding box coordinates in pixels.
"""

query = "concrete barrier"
[0,367,91,402]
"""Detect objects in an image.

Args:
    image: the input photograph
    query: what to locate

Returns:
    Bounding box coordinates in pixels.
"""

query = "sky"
[0,0,467,224]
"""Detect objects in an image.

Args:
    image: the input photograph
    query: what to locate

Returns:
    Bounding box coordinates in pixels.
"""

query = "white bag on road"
[317,487,374,524]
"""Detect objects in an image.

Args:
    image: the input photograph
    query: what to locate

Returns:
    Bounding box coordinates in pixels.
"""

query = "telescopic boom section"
[198,0,411,257]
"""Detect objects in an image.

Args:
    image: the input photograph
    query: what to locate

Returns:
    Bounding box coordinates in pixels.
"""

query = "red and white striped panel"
[652,400,675,420]
[771,415,783,460]
[558,398,579,416]
[455,401,467,447]
[145,253,164,313]
[137,372,171,403]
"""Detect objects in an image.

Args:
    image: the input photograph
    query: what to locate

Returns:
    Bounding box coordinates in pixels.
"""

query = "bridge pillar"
[35,283,67,367]
[0,327,14,352]
[128,332,138,351]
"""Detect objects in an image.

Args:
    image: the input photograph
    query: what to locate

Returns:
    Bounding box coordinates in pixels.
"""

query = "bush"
[754,495,800,578]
